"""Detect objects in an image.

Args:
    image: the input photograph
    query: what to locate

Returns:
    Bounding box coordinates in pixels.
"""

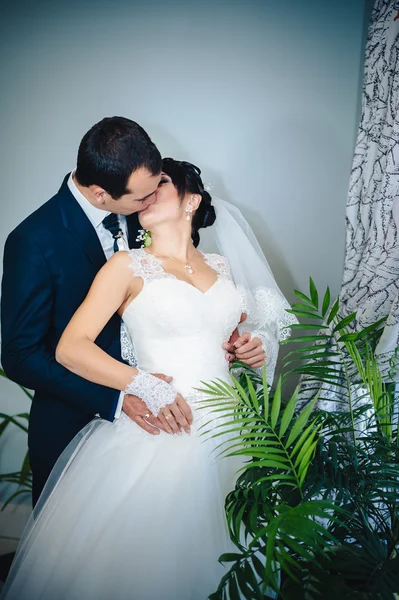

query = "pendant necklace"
[150,246,197,275]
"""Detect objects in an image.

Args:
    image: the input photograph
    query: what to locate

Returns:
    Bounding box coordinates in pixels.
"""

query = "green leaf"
[291,419,320,459]
[332,312,357,333]
[293,290,313,305]
[228,576,241,600]
[291,303,318,312]
[337,333,359,342]
[262,366,269,423]
[0,414,29,433]
[355,316,387,338]
[321,287,331,317]
[19,451,31,485]
[242,562,263,598]
[219,553,243,563]
[270,377,282,429]
[282,343,334,358]
[289,323,330,330]
[1,488,32,510]
[248,458,291,470]
[251,555,265,578]
[20,387,33,401]
[283,335,331,343]
[226,450,289,462]
[309,277,319,308]
[286,309,323,320]
[236,567,258,598]
[286,397,318,448]
[298,440,319,485]
[246,376,259,413]
[231,376,252,408]
[294,425,321,468]
[0,418,11,437]
[279,386,299,438]
[280,532,314,562]
[327,297,340,324]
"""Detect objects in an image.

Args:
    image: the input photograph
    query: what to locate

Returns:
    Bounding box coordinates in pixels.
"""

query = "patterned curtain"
[340,0,399,360]
[341,0,399,377]
[304,1,399,412]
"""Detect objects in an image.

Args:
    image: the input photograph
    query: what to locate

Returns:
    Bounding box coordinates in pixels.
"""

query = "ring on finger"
[144,412,151,419]
[165,413,174,421]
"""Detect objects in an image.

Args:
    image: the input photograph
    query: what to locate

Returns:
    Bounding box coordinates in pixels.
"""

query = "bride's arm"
[56,251,139,391]
[56,253,190,431]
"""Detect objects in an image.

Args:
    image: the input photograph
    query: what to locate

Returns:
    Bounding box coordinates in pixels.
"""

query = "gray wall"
[0,0,369,497]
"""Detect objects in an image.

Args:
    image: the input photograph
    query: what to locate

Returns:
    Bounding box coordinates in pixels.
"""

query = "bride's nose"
[143,193,157,209]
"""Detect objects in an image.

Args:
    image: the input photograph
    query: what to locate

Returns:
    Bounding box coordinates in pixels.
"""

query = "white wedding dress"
[2,249,247,600]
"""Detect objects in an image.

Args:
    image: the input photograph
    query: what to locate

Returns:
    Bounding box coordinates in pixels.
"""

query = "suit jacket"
[1,174,141,502]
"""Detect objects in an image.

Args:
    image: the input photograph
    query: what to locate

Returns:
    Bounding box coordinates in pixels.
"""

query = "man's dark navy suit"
[1,174,141,505]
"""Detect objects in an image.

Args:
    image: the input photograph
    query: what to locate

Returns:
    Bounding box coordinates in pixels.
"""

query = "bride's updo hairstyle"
[162,158,216,247]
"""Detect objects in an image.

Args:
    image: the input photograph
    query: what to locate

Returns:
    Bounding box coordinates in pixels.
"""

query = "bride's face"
[138,173,190,230]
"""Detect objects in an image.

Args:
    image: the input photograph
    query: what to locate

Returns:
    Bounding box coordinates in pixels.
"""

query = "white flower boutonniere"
[136,229,152,248]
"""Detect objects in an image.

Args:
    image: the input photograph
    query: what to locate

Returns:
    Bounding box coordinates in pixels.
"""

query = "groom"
[1,116,264,506]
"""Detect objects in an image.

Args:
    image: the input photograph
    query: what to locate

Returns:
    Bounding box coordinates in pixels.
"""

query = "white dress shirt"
[67,172,128,419]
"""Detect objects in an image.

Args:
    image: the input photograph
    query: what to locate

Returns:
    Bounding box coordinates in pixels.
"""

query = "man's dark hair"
[75,116,162,199]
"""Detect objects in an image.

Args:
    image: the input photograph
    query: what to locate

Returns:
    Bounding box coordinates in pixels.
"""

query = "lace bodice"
[121,249,242,398]
[126,249,232,288]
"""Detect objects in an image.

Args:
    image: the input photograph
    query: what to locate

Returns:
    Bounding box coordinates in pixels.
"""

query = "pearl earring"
[185,207,193,221]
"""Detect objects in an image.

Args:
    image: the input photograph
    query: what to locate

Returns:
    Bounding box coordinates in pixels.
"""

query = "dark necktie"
[102,213,123,253]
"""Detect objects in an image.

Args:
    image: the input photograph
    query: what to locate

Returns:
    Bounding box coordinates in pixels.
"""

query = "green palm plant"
[200,280,399,600]
[199,372,342,599]
[0,368,33,507]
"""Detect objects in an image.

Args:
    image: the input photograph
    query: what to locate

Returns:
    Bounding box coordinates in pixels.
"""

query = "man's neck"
[72,172,99,209]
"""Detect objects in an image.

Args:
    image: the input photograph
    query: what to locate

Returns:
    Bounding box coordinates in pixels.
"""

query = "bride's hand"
[123,373,175,435]
[158,394,193,435]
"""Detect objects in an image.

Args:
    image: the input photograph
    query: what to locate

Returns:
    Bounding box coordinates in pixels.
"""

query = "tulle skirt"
[1,407,242,600]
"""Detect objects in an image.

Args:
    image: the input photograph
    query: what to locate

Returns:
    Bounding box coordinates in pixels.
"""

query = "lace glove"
[125,369,177,416]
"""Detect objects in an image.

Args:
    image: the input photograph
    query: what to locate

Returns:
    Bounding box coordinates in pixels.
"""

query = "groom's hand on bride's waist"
[223,314,266,369]
[233,334,266,368]
[122,374,193,436]
[223,313,247,364]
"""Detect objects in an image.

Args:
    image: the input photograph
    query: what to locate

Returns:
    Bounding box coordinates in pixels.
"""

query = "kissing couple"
[1,116,297,599]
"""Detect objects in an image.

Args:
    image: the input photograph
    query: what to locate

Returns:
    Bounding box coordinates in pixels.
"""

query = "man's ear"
[90,185,109,206]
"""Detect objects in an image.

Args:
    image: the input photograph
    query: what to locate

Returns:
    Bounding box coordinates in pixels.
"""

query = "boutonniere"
[136,229,152,248]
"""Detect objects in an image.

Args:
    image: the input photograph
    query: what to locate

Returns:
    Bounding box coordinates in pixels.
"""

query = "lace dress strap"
[127,248,174,285]
[202,252,233,280]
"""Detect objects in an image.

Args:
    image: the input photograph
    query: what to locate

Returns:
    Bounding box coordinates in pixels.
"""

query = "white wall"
[0,0,368,501]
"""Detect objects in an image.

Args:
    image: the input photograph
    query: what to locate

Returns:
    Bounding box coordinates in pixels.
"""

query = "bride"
[1,159,296,600]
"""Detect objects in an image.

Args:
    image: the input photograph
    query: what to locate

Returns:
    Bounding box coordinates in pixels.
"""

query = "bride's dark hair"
[162,158,216,247]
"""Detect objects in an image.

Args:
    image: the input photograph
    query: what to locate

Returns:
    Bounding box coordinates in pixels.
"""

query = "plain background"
[0,0,373,501]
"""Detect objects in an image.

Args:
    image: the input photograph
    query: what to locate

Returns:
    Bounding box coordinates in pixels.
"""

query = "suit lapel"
[57,174,106,270]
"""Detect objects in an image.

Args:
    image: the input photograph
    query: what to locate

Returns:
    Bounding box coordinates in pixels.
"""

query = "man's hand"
[223,312,266,368]
[223,313,247,364]
[234,333,265,368]
[122,373,185,435]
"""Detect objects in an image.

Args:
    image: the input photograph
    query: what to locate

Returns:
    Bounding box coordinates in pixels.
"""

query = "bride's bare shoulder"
[105,250,134,270]
[104,249,151,283]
